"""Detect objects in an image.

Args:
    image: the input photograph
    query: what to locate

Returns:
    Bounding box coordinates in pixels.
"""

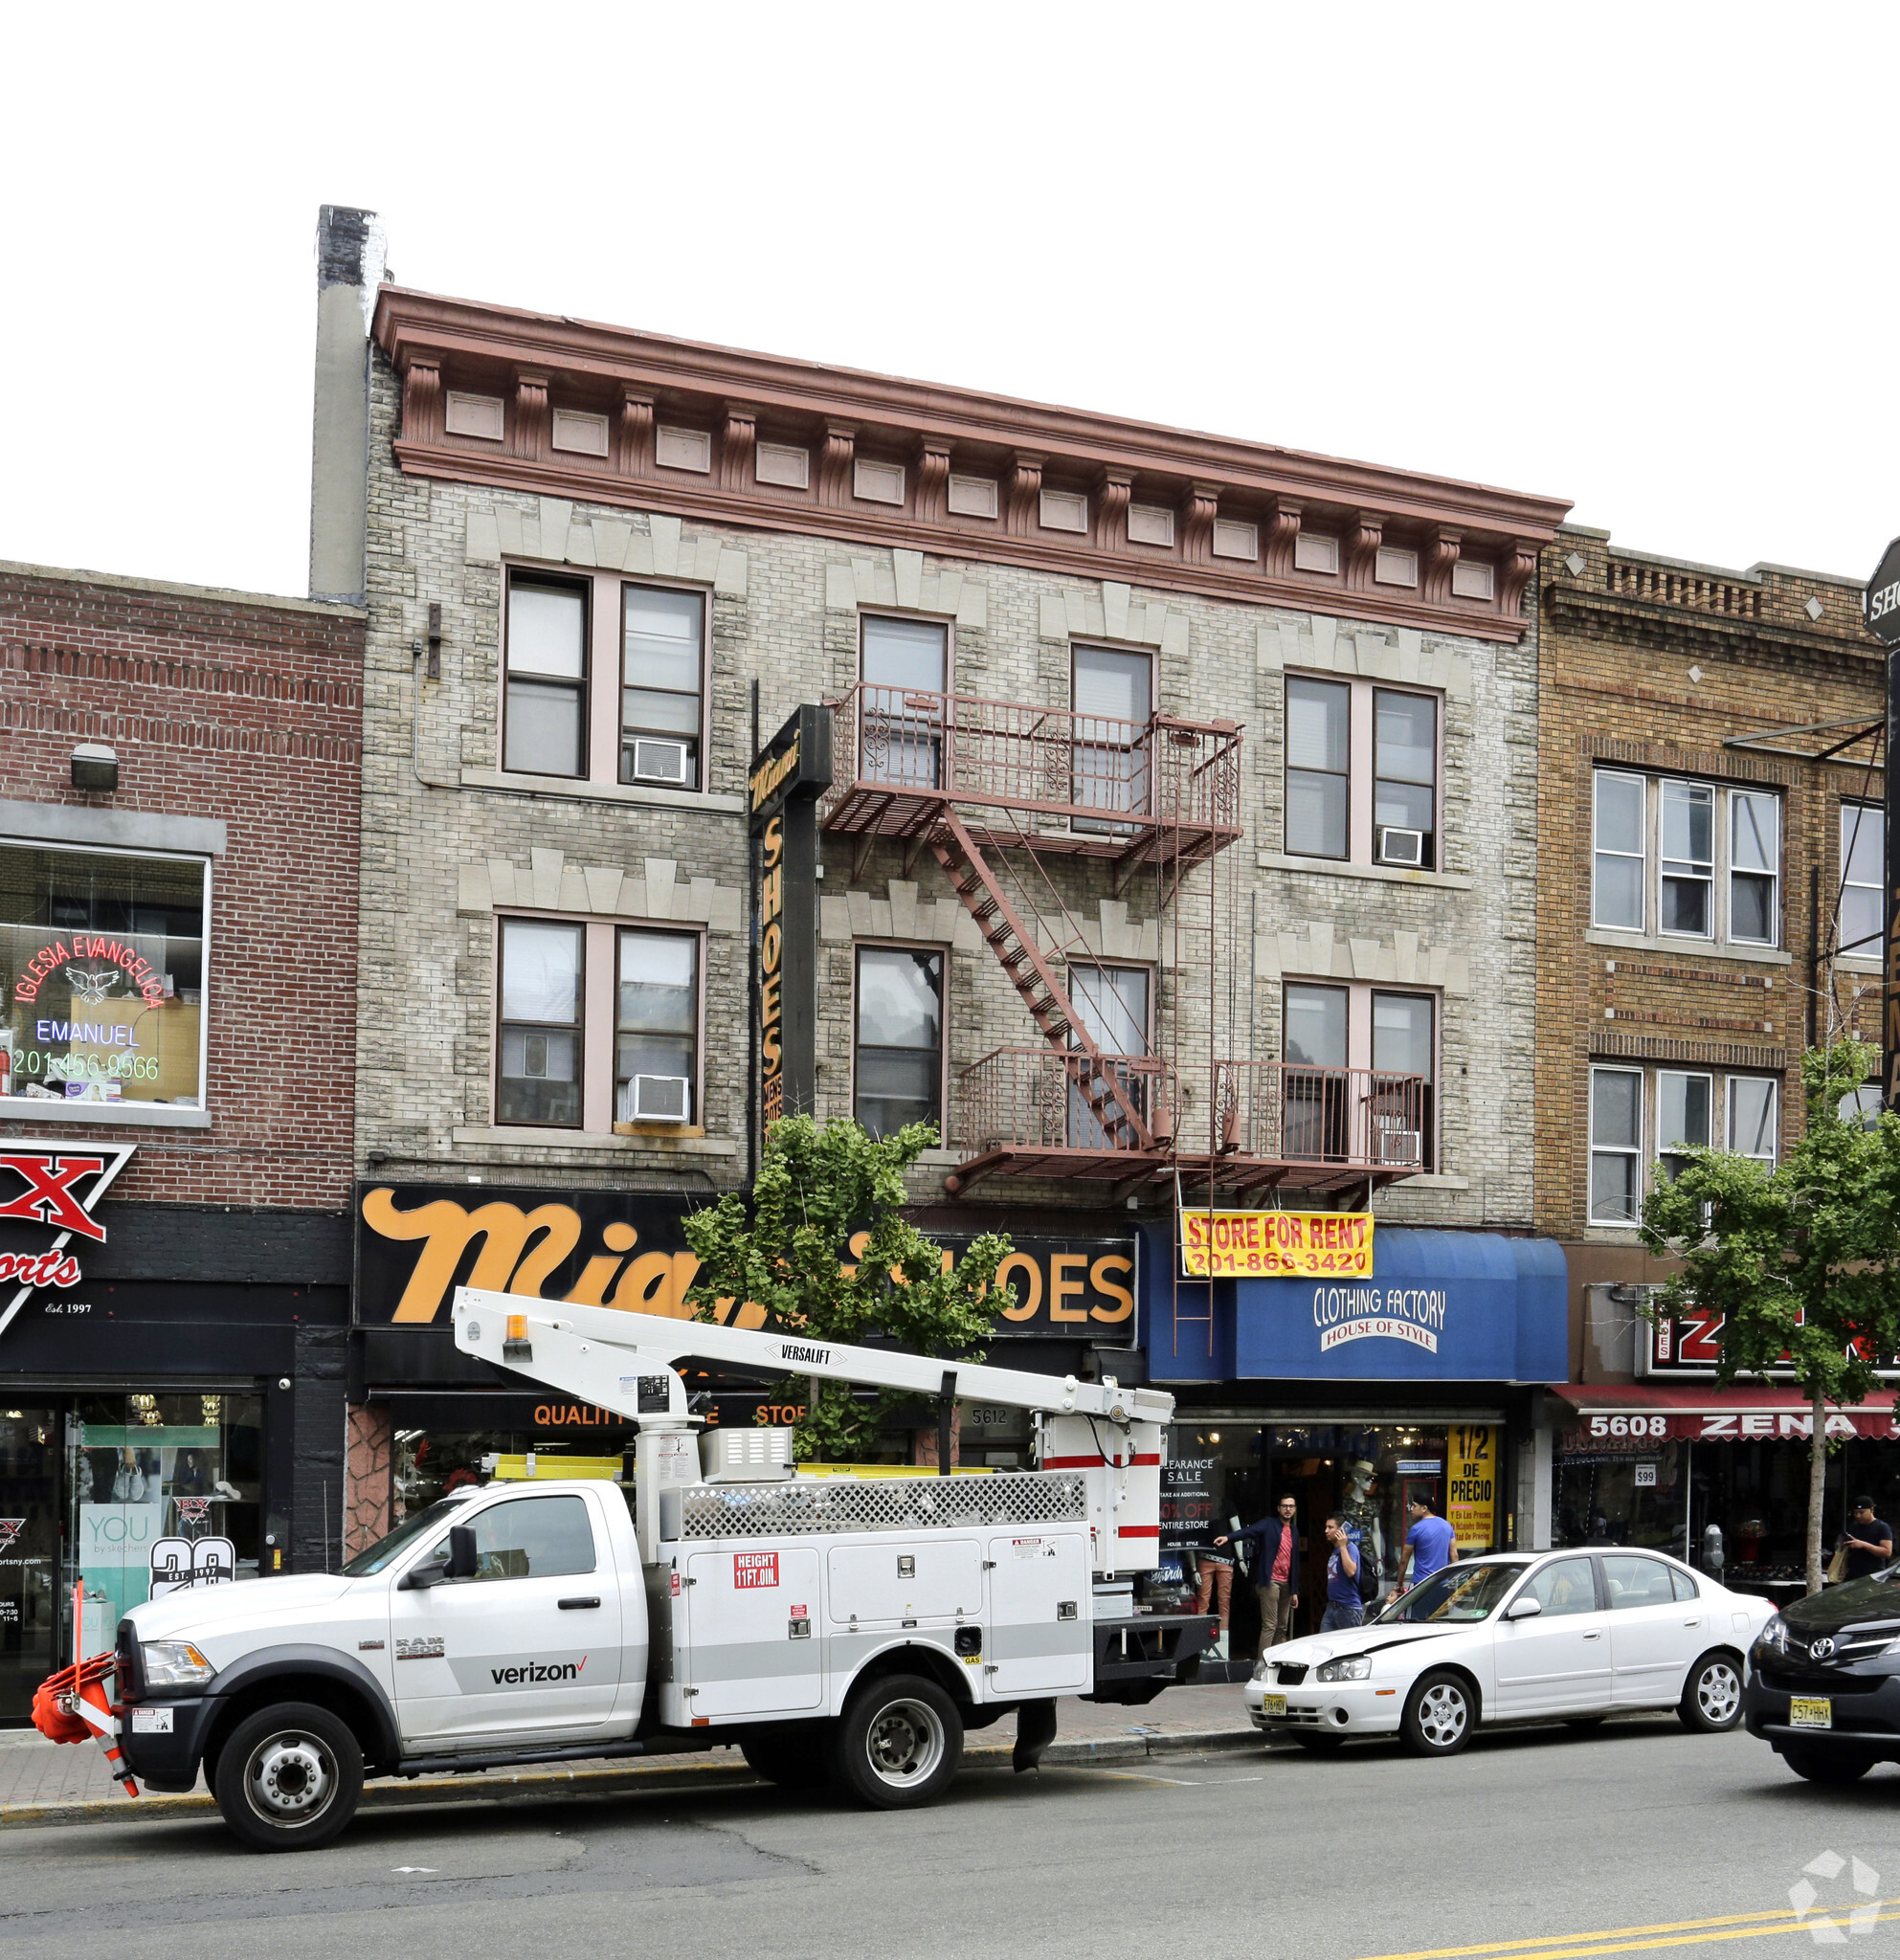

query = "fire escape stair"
[929,810,1153,1154]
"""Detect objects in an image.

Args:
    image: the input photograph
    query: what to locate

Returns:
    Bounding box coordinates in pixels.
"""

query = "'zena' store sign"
[356,1183,1136,1341]
[0,1141,136,1341]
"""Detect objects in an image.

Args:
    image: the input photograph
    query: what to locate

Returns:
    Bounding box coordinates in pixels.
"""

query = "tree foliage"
[682,1116,1008,1461]
[1640,1038,1900,1590]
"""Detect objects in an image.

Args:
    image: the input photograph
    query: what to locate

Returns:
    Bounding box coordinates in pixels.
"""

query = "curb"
[0,1726,1264,1831]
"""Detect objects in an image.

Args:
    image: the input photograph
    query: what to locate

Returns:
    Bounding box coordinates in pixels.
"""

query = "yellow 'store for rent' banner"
[1179,1210,1374,1280]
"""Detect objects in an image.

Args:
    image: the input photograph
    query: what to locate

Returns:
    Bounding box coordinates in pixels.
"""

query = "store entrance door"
[0,1410,61,1723]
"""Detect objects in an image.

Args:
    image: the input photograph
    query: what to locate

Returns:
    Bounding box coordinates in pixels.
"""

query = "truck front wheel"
[212,1703,363,1852]
[833,1674,962,1809]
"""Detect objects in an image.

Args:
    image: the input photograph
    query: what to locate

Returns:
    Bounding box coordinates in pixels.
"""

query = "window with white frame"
[1284,676,1441,869]
[501,568,710,791]
[496,915,706,1133]
[615,929,698,1124]
[1587,1064,1780,1225]
[1840,802,1883,957]
[1591,769,1782,947]
[0,841,211,1109]
[854,947,943,1140]
[860,616,949,790]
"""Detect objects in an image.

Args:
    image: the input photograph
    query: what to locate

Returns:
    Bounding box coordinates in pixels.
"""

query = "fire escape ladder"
[929,810,1154,1152]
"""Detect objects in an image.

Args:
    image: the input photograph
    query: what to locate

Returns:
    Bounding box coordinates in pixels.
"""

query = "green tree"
[1640,1038,1900,1593]
[682,1116,1008,1462]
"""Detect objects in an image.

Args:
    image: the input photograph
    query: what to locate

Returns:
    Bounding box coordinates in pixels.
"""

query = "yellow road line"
[1356,1904,1900,1960]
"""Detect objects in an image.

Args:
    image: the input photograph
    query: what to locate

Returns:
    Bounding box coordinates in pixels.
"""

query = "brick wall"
[0,564,365,1208]
[1532,526,1884,1258]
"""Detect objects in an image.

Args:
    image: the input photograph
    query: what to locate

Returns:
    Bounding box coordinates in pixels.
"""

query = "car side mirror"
[399,1555,448,1592]
[444,1524,479,1581]
[1505,1595,1543,1620]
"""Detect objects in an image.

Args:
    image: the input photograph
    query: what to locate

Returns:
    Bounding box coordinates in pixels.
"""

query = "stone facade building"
[1533,527,1888,1579]
[0,559,364,1712]
[325,210,1571,1608]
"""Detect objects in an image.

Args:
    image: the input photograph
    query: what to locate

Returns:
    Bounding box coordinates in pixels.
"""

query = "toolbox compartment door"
[986,1531,1090,1695]
[826,1539,982,1628]
[682,1547,823,1717]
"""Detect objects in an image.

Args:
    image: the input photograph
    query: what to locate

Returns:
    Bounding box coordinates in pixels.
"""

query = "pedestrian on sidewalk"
[1193,1542,1234,1655]
[1838,1497,1895,1581]
[1320,1514,1364,1633]
[1215,1495,1299,1658]
[1387,1495,1457,1603]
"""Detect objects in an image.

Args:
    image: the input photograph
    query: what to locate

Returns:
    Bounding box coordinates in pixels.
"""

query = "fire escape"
[820,683,1430,1200]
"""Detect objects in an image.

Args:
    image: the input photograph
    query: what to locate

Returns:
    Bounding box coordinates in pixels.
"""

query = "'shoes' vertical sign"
[750,705,831,1138]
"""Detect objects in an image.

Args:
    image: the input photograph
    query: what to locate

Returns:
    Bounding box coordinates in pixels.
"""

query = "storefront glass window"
[0,843,208,1108]
[64,1393,261,1636]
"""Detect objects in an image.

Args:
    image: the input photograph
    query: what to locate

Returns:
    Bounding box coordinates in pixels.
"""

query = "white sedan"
[1242,1547,1777,1757]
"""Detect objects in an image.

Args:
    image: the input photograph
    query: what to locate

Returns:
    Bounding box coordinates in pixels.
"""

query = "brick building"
[0,559,364,1719]
[324,208,1571,1631]
[1532,526,1888,1589]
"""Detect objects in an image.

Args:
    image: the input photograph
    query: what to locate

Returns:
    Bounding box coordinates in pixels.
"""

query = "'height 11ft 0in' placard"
[1178,1210,1374,1280]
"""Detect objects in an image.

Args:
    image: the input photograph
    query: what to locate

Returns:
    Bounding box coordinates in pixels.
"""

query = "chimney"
[308,205,383,606]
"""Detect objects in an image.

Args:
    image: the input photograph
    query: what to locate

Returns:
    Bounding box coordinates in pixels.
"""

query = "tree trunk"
[1807,1384,1828,1595]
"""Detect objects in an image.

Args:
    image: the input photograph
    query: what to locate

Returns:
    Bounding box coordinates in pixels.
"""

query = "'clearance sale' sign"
[1178,1209,1374,1280]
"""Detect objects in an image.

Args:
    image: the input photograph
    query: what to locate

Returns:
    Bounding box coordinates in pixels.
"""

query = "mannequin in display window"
[1342,1456,1385,1595]
[1193,1540,1234,1657]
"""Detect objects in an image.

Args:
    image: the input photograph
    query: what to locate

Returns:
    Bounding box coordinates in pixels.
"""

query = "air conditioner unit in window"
[1376,826,1426,868]
[1375,1128,1424,1167]
[632,738,691,785]
[620,1076,691,1123]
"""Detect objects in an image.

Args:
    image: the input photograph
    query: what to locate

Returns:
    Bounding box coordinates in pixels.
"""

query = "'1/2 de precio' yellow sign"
[1179,1210,1374,1280]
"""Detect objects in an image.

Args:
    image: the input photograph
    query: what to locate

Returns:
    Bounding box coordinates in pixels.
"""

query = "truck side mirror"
[444,1524,480,1581]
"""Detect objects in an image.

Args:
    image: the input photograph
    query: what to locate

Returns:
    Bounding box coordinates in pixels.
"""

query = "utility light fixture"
[70,743,119,791]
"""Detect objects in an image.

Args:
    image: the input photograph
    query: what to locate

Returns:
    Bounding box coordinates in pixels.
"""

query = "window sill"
[1255,852,1474,892]
[459,768,746,815]
[614,1121,706,1139]
[1585,928,1792,967]
[451,1124,737,1156]
[1836,955,1882,975]
[0,1097,211,1128]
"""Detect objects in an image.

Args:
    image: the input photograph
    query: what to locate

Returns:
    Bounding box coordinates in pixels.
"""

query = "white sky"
[4,4,1894,600]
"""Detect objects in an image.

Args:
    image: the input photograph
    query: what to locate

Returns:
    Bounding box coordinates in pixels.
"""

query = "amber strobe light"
[503,1313,533,1362]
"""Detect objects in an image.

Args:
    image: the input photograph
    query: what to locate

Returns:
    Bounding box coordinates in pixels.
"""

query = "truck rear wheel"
[833,1674,961,1809]
[212,1702,363,1852]
[742,1723,834,1791]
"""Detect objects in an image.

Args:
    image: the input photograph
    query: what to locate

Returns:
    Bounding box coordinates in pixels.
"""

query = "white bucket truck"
[74,1292,1216,1849]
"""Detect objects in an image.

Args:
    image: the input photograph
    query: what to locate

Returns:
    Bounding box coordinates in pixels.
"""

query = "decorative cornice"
[400,355,442,448]
[511,372,549,464]
[1181,481,1219,567]
[1422,525,1461,605]
[1545,578,1886,668]
[371,285,1572,641]
[1500,540,1538,616]
[719,402,757,494]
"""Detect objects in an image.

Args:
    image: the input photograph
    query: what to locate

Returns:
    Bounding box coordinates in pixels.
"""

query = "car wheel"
[742,1723,835,1791]
[831,1674,962,1809]
[1678,1653,1744,1733]
[1782,1747,1875,1785]
[1401,1671,1475,1758]
[212,1703,363,1852]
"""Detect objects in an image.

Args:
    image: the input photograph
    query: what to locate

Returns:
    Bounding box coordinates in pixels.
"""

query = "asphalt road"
[5,1716,1899,1960]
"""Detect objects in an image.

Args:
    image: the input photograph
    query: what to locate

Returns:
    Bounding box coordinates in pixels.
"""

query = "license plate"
[1789,1697,1832,1730]
[1260,1693,1286,1718]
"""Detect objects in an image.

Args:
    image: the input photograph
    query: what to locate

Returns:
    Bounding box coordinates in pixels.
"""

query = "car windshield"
[340,1496,474,1576]
[1375,1560,1525,1624]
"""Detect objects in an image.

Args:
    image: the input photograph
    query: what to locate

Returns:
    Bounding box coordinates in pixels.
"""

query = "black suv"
[1744,1574,1900,1783]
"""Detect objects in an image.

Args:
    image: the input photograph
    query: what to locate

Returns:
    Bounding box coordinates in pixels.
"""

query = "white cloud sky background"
[4,3,1894,599]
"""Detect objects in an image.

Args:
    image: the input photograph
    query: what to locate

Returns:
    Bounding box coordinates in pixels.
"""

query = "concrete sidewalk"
[0,1682,1263,1829]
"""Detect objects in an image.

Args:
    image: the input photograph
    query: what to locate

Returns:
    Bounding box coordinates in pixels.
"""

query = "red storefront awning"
[1553,1382,1900,1444]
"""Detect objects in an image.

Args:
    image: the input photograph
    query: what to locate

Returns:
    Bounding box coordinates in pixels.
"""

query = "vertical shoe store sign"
[1868,538,1900,1110]
[750,705,831,1140]
[0,1142,136,1340]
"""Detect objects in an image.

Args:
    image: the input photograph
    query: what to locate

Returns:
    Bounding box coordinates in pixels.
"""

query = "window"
[1660,781,1713,936]
[0,842,209,1109]
[621,587,704,789]
[1282,983,1434,1169]
[1374,690,1439,869]
[497,919,583,1126]
[1593,772,1646,929]
[855,947,943,1139]
[861,616,949,789]
[504,576,587,777]
[1589,1067,1643,1224]
[1841,804,1883,957]
[1592,770,1781,947]
[1519,1556,1598,1617]
[451,1496,596,1582]
[1069,964,1151,1147]
[1601,1555,1675,1610]
[615,930,698,1124]
[1285,676,1441,868]
[1285,678,1350,858]
[1656,1070,1711,1178]
[1729,1076,1778,1170]
[1072,645,1152,834]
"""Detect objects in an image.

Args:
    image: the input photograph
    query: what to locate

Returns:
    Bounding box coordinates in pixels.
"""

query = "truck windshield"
[1375,1560,1523,1624]
[341,1497,474,1576]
